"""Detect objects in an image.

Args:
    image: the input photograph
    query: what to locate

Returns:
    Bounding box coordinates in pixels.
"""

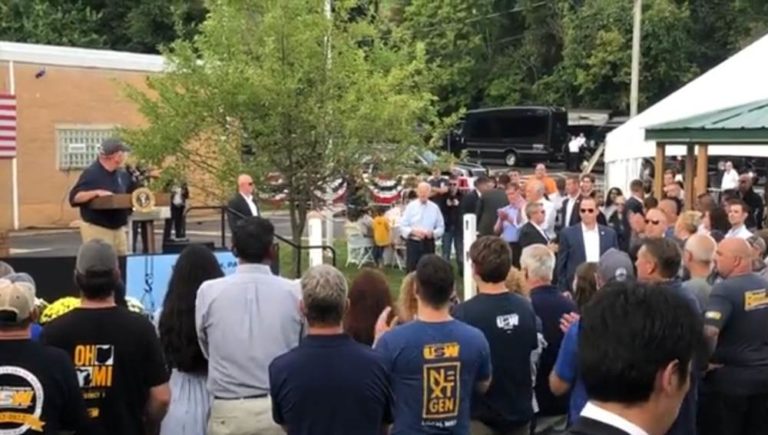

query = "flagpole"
[9,60,18,230]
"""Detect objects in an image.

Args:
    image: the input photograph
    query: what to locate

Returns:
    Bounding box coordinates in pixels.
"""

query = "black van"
[446,106,568,167]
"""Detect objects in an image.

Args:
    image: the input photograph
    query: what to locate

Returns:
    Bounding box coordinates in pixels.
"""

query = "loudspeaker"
[162,240,214,254]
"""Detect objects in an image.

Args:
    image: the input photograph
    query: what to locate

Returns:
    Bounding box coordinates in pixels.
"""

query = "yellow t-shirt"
[372,216,391,246]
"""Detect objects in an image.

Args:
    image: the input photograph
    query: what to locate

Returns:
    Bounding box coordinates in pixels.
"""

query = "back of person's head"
[639,238,682,280]
[474,175,491,190]
[643,196,658,212]
[300,265,348,327]
[159,244,224,373]
[344,268,392,346]
[0,261,14,279]
[573,262,598,310]
[659,197,681,218]
[676,211,702,235]
[580,281,702,431]
[397,272,418,323]
[74,239,120,300]
[597,248,635,289]
[469,236,511,284]
[630,179,644,194]
[683,234,716,265]
[0,279,36,331]
[233,217,275,264]
[520,244,555,283]
[497,174,511,188]
[415,255,454,309]
[708,207,730,233]
[505,267,528,298]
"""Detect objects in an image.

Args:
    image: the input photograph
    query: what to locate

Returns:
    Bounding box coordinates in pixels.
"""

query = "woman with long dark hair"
[157,244,224,435]
[344,268,393,346]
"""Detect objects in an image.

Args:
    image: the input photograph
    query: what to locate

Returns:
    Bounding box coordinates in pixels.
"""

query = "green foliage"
[125,0,438,246]
[0,0,105,48]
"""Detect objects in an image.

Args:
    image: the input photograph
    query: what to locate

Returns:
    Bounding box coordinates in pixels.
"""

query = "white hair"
[300,265,348,320]
[520,244,555,281]
[684,234,716,263]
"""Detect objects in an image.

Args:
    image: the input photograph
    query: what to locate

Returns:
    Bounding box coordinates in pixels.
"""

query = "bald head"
[238,174,254,195]
[417,182,431,203]
[715,237,753,278]
[684,234,716,264]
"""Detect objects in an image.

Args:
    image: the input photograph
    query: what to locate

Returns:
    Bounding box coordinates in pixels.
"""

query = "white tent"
[605,33,768,192]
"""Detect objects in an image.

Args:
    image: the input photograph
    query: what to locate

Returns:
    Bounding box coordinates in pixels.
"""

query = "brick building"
[0,42,165,230]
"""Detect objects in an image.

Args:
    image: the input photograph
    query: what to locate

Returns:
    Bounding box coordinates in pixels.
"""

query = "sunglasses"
[645,219,661,225]
[580,208,595,213]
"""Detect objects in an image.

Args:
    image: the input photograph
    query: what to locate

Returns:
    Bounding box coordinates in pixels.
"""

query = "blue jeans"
[442,228,463,268]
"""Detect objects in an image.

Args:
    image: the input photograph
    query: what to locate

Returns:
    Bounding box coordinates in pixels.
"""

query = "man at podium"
[68,138,136,255]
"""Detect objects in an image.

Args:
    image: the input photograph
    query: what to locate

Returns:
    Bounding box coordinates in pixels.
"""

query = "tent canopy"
[645,99,768,144]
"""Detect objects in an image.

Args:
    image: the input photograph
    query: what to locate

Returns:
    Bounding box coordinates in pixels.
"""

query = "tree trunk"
[287,194,308,278]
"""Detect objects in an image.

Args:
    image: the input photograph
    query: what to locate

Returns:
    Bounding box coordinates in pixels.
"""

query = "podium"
[89,193,171,253]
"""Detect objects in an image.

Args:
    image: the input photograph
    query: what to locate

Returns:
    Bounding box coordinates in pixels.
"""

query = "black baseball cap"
[99,138,131,155]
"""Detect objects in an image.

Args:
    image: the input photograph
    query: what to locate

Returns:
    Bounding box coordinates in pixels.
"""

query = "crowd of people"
[2,157,768,435]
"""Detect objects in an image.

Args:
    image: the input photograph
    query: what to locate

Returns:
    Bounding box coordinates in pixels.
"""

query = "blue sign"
[125,252,238,313]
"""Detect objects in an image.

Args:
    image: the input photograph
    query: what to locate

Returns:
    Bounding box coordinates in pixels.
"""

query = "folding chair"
[346,234,374,268]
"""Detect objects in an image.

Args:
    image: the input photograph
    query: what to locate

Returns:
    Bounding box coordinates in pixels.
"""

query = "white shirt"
[532,221,550,243]
[721,169,740,191]
[582,223,601,262]
[580,402,649,435]
[568,137,581,153]
[540,199,557,239]
[564,194,579,227]
[726,225,752,239]
[241,193,260,217]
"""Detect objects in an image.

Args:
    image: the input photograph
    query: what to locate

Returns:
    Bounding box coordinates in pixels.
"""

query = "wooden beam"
[654,143,666,199]
[696,144,709,198]
[684,144,695,210]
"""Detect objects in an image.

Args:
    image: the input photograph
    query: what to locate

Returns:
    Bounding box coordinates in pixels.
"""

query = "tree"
[125,0,437,272]
[0,0,105,48]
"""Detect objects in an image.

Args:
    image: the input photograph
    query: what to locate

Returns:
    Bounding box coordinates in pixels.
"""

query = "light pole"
[630,0,642,117]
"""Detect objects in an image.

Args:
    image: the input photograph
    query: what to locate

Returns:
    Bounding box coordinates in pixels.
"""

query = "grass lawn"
[278,239,464,299]
[278,239,408,296]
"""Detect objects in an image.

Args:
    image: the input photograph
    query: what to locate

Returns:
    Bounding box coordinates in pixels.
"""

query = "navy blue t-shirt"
[375,319,492,434]
[68,160,134,229]
[530,285,577,417]
[452,293,538,430]
[704,272,768,395]
[269,334,393,435]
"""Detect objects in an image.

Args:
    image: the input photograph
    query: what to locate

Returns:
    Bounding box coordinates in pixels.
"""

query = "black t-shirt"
[704,273,768,394]
[68,160,135,229]
[41,307,170,435]
[0,339,93,434]
[452,292,538,430]
[442,190,463,230]
[269,334,393,435]
[429,176,448,210]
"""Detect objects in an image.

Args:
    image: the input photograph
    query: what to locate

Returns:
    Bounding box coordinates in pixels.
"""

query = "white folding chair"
[346,234,374,268]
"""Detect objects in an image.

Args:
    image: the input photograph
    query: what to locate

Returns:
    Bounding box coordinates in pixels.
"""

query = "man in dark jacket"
[476,178,508,236]
[738,173,764,230]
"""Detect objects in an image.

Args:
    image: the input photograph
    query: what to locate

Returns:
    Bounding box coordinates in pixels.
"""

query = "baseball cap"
[99,137,131,155]
[598,248,635,284]
[0,279,36,325]
[76,239,118,275]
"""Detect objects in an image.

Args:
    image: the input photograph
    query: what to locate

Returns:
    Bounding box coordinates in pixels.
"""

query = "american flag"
[0,94,17,159]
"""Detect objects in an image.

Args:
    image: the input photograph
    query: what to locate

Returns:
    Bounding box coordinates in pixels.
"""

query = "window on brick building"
[57,127,117,170]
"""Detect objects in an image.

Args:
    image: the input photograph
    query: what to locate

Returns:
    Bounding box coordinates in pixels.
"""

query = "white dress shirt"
[580,402,649,435]
[564,194,579,227]
[539,199,556,239]
[241,192,260,217]
[532,221,550,243]
[582,223,601,262]
[399,199,445,239]
[721,169,739,191]
[726,225,753,239]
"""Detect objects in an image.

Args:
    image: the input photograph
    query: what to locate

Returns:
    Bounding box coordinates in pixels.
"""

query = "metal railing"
[184,205,336,275]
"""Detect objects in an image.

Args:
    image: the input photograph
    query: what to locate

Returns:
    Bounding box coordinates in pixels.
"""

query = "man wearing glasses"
[227,174,261,230]
[556,197,618,292]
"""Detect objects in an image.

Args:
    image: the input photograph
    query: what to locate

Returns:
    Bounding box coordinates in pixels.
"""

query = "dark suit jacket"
[227,193,258,230]
[460,190,480,218]
[565,417,631,435]
[476,189,508,236]
[518,222,549,250]
[556,224,618,290]
[559,196,607,230]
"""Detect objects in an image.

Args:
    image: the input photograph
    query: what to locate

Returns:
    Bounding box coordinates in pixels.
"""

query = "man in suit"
[227,173,260,230]
[524,180,557,240]
[556,197,618,291]
[518,202,550,252]
[558,175,582,231]
[476,177,508,236]
[565,280,701,435]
